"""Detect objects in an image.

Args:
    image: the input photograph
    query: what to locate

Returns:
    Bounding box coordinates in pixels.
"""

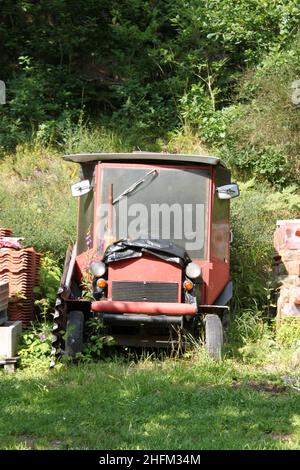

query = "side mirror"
[216,183,240,200]
[71,179,91,197]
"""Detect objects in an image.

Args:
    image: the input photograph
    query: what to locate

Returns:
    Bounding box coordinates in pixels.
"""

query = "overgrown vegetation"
[1,2,299,163]
[0,144,77,259]
[230,182,300,311]
[215,35,300,186]
[1,0,299,185]
[18,322,52,369]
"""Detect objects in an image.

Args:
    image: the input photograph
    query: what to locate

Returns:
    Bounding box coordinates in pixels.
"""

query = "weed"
[79,272,95,302]
[18,322,52,368]
[58,114,134,155]
[33,256,62,320]
[276,318,300,348]
[76,316,114,363]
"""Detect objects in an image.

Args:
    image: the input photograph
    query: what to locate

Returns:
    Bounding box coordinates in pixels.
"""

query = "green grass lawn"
[1,356,300,450]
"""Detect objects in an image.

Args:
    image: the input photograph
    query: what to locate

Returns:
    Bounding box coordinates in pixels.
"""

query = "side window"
[211,167,230,261]
[76,164,95,254]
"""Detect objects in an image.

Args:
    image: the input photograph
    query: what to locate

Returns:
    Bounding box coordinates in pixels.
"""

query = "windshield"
[97,166,210,259]
[113,169,158,204]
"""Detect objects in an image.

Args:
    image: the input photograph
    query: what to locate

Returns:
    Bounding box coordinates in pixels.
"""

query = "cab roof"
[63,151,225,167]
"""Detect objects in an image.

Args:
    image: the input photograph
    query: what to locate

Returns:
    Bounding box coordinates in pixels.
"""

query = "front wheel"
[65,311,84,358]
[204,314,223,359]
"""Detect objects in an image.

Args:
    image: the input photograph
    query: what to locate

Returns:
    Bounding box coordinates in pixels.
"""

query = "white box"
[0,321,22,358]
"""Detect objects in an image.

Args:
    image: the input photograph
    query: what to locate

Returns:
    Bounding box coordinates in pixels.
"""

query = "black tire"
[204,314,223,359]
[65,311,84,357]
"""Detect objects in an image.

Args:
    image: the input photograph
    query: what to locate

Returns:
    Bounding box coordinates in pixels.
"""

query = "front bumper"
[91,300,197,315]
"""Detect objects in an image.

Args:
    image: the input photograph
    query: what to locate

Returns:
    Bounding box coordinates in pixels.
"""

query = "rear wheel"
[65,311,84,357]
[204,314,223,359]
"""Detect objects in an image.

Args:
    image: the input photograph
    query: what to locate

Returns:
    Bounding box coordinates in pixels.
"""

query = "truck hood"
[102,239,191,268]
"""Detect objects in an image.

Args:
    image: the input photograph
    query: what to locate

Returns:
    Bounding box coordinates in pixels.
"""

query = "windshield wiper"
[113,169,158,204]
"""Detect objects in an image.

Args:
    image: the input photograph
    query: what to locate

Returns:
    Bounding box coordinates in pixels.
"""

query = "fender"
[214,281,233,306]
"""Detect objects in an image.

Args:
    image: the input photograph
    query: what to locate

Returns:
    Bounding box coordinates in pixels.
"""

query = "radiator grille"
[112,281,178,303]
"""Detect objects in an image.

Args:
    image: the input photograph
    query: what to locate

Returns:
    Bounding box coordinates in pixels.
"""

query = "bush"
[0,144,77,261]
[230,182,300,312]
[206,34,300,187]
[58,114,135,155]
[34,256,62,320]
[18,322,52,368]
[276,318,300,348]
[1,0,299,149]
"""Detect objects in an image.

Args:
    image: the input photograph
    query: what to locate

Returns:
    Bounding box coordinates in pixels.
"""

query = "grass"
[1,354,300,450]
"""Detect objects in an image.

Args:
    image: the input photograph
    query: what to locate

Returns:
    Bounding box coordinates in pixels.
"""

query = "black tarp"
[102,239,191,267]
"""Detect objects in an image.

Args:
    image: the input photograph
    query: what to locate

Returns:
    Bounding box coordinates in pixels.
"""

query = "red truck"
[51,152,239,362]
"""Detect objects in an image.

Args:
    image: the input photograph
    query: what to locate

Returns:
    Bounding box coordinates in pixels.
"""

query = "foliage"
[79,272,95,302]
[0,143,77,261]
[0,0,299,188]
[225,305,276,363]
[0,0,299,148]
[58,114,135,155]
[158,125,209,155]
[230,182,300,312]
[76,316,114,363]
[34,256,62,320]
[232,308,267,345]
[277,318,300,348]
[211,34,300,187]
[18,322,52,368]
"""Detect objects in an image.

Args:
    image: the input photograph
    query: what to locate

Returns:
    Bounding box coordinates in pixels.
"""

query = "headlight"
[185,262,201,279]
[89,261,106,277]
